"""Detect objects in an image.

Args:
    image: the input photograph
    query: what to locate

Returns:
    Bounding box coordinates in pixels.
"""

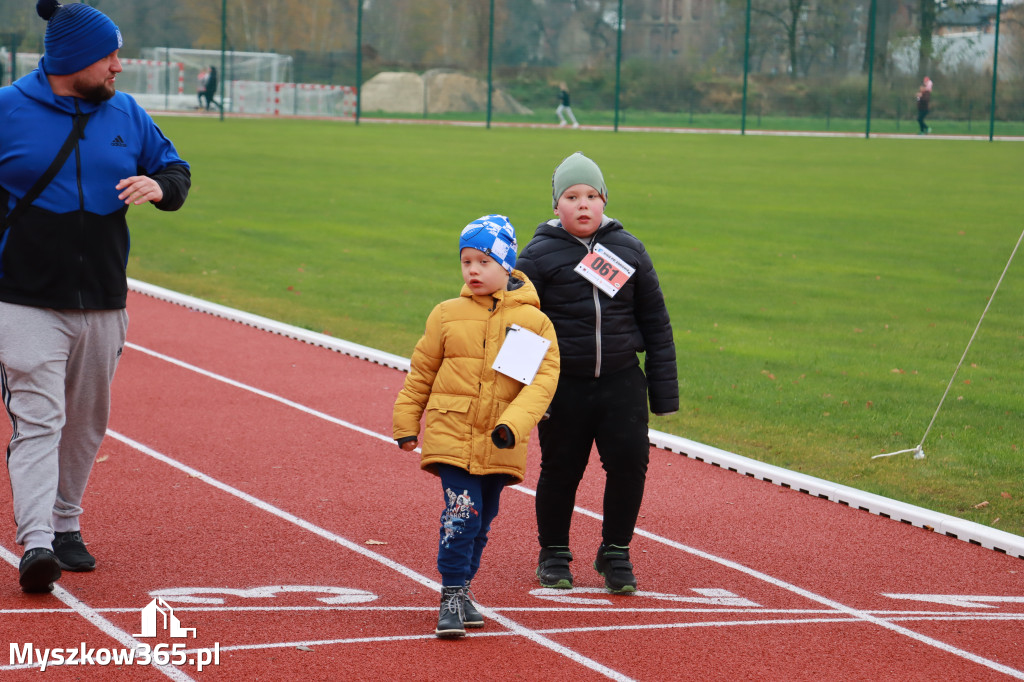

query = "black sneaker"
[536,546,573,589]
[594,544,637,593]
[52,531,96,572]
[462,581,483,628]
[435,586,466,638]
[19,548,61,593]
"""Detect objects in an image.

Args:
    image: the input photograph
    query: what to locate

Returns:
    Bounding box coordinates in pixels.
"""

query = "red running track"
[1,289,1023,681]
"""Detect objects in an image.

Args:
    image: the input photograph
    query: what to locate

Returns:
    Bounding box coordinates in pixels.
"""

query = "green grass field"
[130,116,1024,535]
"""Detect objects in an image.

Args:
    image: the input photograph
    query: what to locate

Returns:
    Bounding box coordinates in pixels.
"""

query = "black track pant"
[535,365,650,549]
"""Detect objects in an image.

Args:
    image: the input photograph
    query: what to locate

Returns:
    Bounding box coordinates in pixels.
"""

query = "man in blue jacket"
[0,0,191,593]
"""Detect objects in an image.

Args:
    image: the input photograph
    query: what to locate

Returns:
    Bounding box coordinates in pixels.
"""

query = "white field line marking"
[0,546,194,681]
[4,605,1023,621]
[121,342,1024,680]
[106,429,634,682]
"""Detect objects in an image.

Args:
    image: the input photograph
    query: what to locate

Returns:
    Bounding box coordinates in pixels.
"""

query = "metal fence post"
[989,0,1003,141]
[356,0,363,125]
[220,0,226,121]
[614,0,624,132]
[486,0,494,129]
[741,0,751,135]
[864,0,877,138]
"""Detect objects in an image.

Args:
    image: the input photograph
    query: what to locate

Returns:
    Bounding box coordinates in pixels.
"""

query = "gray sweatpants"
[0,302,128,551]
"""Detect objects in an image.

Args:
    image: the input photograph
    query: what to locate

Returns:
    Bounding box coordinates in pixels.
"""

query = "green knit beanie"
[551,152,607,209]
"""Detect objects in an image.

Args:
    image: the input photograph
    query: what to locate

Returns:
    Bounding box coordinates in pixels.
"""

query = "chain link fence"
[1,1,1021,135]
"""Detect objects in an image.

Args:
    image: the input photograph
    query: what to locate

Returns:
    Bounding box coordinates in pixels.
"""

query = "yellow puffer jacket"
[393,271,560,484]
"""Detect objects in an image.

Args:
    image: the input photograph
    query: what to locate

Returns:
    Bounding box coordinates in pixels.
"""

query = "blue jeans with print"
[436,464,507,587]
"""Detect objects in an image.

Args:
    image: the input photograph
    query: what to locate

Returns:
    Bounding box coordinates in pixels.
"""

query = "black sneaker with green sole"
[594,544,637,593]
[536,546,574,589]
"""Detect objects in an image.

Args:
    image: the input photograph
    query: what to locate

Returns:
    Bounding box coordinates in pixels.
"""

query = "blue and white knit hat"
[459,214,517,273]
[38,0,123,76]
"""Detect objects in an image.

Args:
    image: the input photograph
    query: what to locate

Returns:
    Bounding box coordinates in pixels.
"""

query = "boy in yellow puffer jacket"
[393,214,560,639]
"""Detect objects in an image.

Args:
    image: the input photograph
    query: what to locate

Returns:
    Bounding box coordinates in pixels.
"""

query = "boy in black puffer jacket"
[517,152,678,593]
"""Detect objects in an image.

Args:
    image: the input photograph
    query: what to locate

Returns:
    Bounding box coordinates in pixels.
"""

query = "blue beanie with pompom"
[38,0,122,76]
[459,215,518,274]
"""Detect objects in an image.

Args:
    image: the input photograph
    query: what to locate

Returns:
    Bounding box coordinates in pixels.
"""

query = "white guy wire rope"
[874,226,1024,460]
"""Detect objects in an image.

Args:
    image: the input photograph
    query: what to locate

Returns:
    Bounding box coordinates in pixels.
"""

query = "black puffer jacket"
[518,217,679,415]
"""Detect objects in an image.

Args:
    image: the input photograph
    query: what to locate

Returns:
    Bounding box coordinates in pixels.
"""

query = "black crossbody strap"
[0,111,91,234]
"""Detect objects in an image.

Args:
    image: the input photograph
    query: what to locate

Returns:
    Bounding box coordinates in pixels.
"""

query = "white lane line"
[120,342,1024,680]
[4,605,1023,620]
[515,489,1024,678]
[5,611,1023,672]
[0,546,194,680]
[124,342,392,445]
[106,429,635,682]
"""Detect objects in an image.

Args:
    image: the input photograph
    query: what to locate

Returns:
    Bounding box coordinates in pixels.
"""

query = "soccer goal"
[119,58,185,95]
[229,81,357,118]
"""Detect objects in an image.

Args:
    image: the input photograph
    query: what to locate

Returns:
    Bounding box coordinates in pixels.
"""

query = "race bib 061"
[574,243,635,297]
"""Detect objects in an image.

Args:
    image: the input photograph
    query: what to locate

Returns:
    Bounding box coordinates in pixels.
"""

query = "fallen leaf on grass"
[1002,492,1012,499]
[366,539,387,545]
[973,501,989,509]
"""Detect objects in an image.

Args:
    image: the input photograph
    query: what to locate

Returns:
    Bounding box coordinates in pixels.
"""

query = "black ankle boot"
[435,586,466,638]
[462,581,483,628]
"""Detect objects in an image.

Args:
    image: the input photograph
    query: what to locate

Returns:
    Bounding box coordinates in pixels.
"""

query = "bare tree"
[917,0,937,78]
[176,0,352,54]
[861,0,900,76]
[753,0,809,77]
[807,0,867,75]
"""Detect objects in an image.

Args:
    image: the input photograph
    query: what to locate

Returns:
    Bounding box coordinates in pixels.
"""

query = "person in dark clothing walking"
[916,76,932,134]
[202,65,220,111]
[517,152,678,594]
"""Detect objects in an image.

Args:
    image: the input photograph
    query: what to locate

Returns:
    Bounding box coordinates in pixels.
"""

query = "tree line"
[4,0,1012,79]
[2,0,1020,119]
